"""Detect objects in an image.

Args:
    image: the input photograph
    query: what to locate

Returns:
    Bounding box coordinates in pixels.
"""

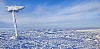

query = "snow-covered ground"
[0,28,100,49]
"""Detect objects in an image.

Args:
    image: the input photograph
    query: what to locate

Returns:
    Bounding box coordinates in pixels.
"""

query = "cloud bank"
[0,0,100,28]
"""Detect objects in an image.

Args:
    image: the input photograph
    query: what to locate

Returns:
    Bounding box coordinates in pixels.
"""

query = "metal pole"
[12,10,18,38]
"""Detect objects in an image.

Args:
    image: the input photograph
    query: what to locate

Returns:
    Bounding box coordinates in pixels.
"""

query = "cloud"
[0,0,100,28]
[18,2,100,24]
[0,0,5,13]
[57,2,100,15]
[0,0,13,25]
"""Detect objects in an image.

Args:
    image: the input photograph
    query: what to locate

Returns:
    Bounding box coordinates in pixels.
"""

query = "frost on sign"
[6,6,25,12]
[6,6,25,39]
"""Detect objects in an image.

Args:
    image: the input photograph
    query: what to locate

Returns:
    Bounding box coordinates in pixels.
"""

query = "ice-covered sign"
[6,6,25,39]
[6,6,25,12]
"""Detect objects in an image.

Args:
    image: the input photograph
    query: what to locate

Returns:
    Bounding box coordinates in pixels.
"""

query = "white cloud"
[18,2,100,24]
[0,0,12,23]
[57,2,100,15]
[0,1,100,28]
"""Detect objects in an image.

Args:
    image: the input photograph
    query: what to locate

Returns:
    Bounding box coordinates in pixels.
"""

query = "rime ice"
[6,6,25,39]
[6,6,25,12]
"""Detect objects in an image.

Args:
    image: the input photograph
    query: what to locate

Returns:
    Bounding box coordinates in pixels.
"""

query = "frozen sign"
[6,6,25,39]
[6,6,25,12]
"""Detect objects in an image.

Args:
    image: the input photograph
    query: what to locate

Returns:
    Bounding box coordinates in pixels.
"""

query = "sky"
[0,0,100,28]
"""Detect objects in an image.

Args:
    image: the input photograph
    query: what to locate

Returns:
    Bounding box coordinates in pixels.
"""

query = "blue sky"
[0,0,100,28]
